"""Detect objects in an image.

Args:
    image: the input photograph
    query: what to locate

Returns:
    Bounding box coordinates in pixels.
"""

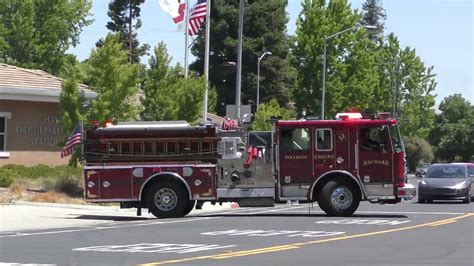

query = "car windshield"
[426,165,467,179]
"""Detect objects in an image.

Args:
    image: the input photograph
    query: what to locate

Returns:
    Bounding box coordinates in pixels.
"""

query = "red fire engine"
[83,113,415,218]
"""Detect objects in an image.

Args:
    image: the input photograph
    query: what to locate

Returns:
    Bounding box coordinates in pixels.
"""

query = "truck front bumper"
[397,183,416,200]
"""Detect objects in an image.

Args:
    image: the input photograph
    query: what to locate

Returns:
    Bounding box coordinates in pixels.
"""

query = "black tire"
[418,197,426,203]
[426,199,433,203]
[147,180,188,218]
[462,194,471,204]
[317,178,361,216]
[183,200,196,216]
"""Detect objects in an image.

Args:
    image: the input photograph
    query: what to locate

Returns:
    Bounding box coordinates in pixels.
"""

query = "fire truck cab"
[83,113,415,218]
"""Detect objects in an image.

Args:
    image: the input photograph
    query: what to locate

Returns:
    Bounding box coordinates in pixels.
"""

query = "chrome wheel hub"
[154,188,177,211]
[331,186,353,209]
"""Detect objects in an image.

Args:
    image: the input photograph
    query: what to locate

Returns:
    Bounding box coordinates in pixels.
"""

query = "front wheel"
[318,178,360,216]
[462,194,471,204]
[147,181,188,218]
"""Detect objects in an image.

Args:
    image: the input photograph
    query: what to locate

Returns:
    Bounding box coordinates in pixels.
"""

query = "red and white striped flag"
[61,122,82,158]
[188,0,207,36]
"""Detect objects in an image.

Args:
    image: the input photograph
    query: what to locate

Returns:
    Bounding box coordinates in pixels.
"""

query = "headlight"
[453,181,467,189]
[420,180,427,185]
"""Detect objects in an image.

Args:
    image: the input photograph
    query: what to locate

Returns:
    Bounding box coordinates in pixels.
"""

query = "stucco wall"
[0,100,70,166]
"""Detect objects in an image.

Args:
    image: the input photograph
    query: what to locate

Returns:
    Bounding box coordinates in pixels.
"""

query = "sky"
[69,0,473,107]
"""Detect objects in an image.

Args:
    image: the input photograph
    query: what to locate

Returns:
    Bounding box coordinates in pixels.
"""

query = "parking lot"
[1,199,473,266]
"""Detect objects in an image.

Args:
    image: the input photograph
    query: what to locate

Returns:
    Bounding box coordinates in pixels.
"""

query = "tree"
[0,0,92,76]
[60,65,88,166]
[403,136,434,172]
[429,94,474,162]
[252,99,294,131]
[142,43,216,122]
[83,34,141,122]
[293,0,379,118]
[294,1,436,137]
[361,0,386,41]
[101,0,149,63]
[374,34,436,138]
[190,0,295,115]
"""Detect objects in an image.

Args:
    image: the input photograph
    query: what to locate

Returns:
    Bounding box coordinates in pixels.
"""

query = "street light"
[257,51,272,109]
[321,25,377,120]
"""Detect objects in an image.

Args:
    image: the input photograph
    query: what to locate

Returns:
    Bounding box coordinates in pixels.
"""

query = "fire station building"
[0,64,96,166]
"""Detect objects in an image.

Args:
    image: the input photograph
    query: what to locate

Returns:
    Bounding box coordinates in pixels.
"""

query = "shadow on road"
[192,213,408,219]
[70,215,151,221]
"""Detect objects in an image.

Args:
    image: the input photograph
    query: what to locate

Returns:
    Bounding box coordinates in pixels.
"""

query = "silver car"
[418,164,473,203]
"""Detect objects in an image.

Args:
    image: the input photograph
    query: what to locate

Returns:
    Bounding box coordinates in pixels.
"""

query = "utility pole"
[393,58,401,118]
[128,1,133,63]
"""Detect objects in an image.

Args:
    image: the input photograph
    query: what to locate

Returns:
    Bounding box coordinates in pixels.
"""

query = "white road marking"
[201,229,345,238]
[73,243,236,254]
[0,217,214,238]
[315,219,411,226]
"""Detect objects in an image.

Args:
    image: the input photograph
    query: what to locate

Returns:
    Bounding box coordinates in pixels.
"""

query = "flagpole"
[235,0,244,122]
[184,0,190,78]
[80,120,84,165]
[202,0,211,125]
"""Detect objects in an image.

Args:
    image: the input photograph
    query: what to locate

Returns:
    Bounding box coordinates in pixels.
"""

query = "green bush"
[0,164,83,196]
[55,174,84,197]
[0,169,14,187]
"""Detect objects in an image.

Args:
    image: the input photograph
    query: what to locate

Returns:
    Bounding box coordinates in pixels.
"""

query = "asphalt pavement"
[1,198,473,266]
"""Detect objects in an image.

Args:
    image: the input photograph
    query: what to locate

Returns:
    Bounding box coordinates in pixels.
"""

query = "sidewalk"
[0,201,238,232]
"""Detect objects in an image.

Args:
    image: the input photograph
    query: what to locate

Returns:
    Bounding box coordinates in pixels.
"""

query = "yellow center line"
[139,213,474,266]
[428,220,458,227]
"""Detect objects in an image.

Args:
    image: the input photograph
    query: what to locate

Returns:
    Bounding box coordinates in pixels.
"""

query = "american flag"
[188,0,207,36]
[61,122,82,158]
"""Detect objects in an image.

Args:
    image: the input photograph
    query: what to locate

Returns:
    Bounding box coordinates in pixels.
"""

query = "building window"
[0,112,11,157]
[0,117,5,151]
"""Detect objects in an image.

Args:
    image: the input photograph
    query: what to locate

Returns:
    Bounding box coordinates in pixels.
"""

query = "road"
[1,200,473,266]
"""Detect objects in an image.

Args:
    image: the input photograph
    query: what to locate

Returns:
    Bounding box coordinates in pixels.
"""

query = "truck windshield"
[390,124,405,153]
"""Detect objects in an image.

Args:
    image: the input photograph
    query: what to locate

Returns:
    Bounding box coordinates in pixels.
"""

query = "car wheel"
[418,197,426,203]
[426,199,433,203]
[463,194,471,204]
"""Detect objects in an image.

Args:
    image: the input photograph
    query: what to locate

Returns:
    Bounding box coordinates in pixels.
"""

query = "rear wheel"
[147,181,188,218]
[318,178,360,216]
[183,200,196,216]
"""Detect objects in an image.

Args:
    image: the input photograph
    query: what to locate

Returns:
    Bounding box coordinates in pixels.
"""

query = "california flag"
[158,0,186,24]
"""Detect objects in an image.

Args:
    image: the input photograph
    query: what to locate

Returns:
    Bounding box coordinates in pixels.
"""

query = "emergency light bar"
[335,112,363,120]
